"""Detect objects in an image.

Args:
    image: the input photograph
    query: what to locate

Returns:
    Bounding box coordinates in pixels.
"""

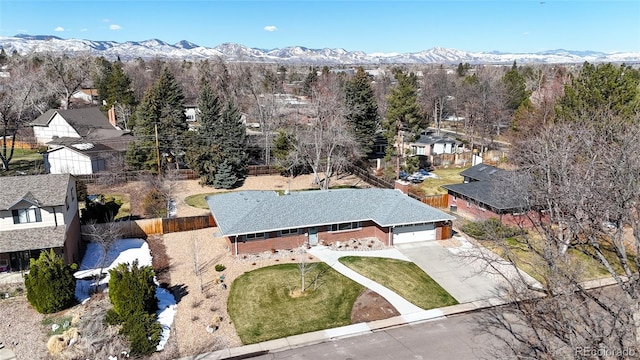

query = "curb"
[179,276,623,360]
[176,298,502,360]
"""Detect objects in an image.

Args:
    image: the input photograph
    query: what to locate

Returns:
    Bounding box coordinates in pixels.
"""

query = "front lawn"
[227,263,364,344]
[339,256,458,309]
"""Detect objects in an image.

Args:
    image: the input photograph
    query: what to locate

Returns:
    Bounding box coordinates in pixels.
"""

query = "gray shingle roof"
[0,174,72,210]
[459,164,504,182]
[442,181,527,212]
[0,226,66,252]
[411,134,457,146]
[31,107,116,137]
[207,188,454,236]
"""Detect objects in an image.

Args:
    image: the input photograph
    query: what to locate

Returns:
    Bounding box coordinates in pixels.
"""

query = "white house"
[0,174,82,271]
[408,132,461,156]
[31,107,124,145]
[68,88,99,107]
[30,107,133,175]
[44,143,109,175]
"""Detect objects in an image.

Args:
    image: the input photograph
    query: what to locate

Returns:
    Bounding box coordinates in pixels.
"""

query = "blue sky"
[1,0,638,54]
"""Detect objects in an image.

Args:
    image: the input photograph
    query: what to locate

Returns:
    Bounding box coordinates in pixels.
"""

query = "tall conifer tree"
[345,67,379,156]
[126,68,187,172]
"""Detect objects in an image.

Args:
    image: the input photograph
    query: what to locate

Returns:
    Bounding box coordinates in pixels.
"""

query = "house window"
[245,232,265,240]
[65,197,69,210]
[12,208,42,224]
[329,222,361,232]
[279,228,299,236]
[452,196,457,202]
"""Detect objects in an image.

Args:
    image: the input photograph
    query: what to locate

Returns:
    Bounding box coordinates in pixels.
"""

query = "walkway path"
[307,246,425,315]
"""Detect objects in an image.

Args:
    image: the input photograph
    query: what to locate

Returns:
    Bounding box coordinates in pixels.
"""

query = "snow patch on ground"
[74,238,177,352]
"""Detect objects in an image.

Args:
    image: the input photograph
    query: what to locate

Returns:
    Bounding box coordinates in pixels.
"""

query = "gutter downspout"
[389,226,393,246]
[51,207,58,227]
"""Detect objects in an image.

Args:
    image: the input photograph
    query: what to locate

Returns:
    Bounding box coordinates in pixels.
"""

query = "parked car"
[407,169,433,183]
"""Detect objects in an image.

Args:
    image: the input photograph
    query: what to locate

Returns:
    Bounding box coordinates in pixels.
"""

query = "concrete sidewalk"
[307,246,424,315]
[0,347,17,360]
[176,297,509,360]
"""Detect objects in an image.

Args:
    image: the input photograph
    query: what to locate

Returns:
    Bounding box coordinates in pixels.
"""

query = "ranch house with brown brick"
[206,188,454,255]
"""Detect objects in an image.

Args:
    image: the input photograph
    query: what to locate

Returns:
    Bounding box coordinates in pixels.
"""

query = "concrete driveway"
[396,239,516,303]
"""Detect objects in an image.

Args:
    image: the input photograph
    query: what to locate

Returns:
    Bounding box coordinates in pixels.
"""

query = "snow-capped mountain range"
[1,34,638,65]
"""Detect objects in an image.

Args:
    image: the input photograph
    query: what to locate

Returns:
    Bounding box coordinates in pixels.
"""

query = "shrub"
[214,264,226,272]
[80,195,122,224]
[143,188,167,218]
[108,260,158,319]
[120,310,162,356]
[24,250,77,314]
[107,260,161,355]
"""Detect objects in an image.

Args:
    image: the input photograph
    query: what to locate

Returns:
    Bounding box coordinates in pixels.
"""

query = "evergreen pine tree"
[557,62,640,123]
[213,160,237,189]
[502,61,531,111]
[345,67,379,156]
[383,69,424,149]
[105,62,136,110]
[302,68,318,97]
[127,68,187,172]
[217,101,248,181]
[185,83,223,184]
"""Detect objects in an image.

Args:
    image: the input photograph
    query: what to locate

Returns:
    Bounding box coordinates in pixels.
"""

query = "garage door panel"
[393,223,436,244]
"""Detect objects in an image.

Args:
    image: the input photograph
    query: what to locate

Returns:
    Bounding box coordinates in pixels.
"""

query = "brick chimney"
[108,106,117,128]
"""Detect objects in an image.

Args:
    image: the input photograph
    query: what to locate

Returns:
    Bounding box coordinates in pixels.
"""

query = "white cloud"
[264,25,277,32]
[109,24,122,30]
[54,26,64,32]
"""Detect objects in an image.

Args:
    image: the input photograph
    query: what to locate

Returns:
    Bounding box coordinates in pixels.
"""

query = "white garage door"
[393,223,436,244]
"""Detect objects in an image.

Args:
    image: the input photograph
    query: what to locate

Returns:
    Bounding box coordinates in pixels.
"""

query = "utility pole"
[155,123,161,177]
[396,118,401,180]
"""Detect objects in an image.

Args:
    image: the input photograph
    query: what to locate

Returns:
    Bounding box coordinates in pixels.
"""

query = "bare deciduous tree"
[0,55,53,170]
[291,73,360,189]
[82,220,123,293]
[471,114,640,359]
[43,53,93,109]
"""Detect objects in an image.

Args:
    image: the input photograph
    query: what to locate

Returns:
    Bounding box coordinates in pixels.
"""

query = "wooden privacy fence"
[420,194,449,209]
[247,165,280,176]
[348,165,394,189]
[81,215,216,240]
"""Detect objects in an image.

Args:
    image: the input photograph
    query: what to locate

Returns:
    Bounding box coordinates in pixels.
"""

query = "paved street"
[250,312,498,360]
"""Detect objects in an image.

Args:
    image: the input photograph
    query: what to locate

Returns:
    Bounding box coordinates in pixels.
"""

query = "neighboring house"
[408,131,462,157]
[442,164,532,226]
[44,142,111,174]
[459,163,504,183]
[68,88,99,107]
[30,107,133,175]
[207,188,454,255]
[0,174,82,272]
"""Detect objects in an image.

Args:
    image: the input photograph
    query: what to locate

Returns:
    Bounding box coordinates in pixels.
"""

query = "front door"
[308,227,318,246]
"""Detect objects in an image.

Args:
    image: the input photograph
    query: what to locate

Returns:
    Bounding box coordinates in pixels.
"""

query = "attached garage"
[393,223,436,244]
